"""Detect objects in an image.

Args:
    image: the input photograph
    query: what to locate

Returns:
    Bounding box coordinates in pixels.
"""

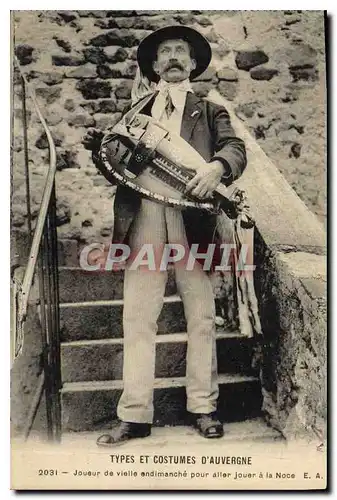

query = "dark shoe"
[96,420,151,447]
[190,412,224,439]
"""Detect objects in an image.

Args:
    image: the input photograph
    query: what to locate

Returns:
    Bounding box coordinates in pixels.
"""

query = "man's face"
[153,39,196,83]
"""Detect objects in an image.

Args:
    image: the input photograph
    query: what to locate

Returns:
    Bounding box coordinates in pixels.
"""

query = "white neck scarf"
[152,79,193,121]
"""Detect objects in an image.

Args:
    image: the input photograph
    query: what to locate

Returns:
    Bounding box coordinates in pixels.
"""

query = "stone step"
[61,332,257,383]
[60,296,190,341]
[58,266,177,303]
[61,332,253,382]
[61,374,262,431]
[59,418,283,447]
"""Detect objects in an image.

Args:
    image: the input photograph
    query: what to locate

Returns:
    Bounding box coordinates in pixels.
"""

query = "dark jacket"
[101,92,247,248]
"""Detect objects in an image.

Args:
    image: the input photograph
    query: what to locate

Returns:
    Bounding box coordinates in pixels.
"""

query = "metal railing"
[12,57,62,442]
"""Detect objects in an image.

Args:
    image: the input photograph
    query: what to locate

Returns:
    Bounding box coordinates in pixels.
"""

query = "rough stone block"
[212,41,231,59]
[96,99,117,113]
[106,10,136,17]
[53,36,72,53]
[115,80,133,99]
[95,17,160,29]
[132,16,166,29]
[300,277,326,301]
[15,44,35,65]
[204,28,220,43]
[290,66,319,82]
[39,71,63,86]
[234,102,259,119]
[277,128,301,144]
[76,80,112,99]
[274,43,317,69]
[57,10,78,23]
[134,10,158,16]
[235,50,269,71]
[196,15,213,27]
[217,81,238,101]
[173,12,196,25]
[44,109,63,126]
[81,99,117,114]
[64,98,76,111]
[77,10,108,18]
[127,47,138,60]
[69,20,82,32]
[65,64,97,79]
[94,18,116,29]
[35,130,64,149]
[56,149,80,170]
[193,66,216,82]
[116,99,131,113]
[52,54,85,66]
[289,143,302,158]
[25,70,39,81]
[93,113,119,131]
[35,85,62,104]
[68,112,96,128]
[277,252,326,281]
[89,29,151,48]
[217,66,239,81]
[250,65,279,81]
[83,47,106,65]
[103,46,128,63]
[56,199,71,226]
[191,81,214,98]
[96,64,113,79]
[285,15,301,25]
[102,61,137,79]
[79,101,99,114]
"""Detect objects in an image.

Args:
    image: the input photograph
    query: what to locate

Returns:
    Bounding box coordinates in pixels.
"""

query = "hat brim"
[137,26,212,83]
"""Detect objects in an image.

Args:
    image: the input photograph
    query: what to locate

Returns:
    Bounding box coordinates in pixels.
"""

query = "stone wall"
[210,90,326,441]
[12,10,326,249]
[259,250,326,441]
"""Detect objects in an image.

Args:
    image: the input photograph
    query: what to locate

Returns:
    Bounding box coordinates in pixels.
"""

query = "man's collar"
[155,79,194,94]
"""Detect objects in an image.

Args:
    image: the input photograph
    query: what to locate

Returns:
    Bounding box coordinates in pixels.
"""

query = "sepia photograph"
[10,8,327,490]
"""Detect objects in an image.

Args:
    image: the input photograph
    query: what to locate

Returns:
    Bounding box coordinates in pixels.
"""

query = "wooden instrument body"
[100,113,235,213]
[99,113,253,225]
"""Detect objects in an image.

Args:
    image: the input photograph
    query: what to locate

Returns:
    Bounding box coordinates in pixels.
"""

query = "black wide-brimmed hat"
[137,25,212,83]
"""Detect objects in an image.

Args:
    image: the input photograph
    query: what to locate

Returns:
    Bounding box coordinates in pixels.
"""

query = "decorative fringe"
[131,67,156,106]
[215,190,262,339]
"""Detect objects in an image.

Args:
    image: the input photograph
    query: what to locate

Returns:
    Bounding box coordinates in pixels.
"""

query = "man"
[84,25,247,446]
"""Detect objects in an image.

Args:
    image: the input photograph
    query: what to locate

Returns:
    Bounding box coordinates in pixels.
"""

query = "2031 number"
[38,470,58,476]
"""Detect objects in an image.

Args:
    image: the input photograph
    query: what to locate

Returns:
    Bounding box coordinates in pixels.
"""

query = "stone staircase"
[58,265,266,434]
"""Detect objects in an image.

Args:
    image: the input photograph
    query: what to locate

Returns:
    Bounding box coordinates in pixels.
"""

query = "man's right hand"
[82,128,104,154]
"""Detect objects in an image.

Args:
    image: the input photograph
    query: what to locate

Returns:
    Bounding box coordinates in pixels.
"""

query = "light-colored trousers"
[117,199,219,423]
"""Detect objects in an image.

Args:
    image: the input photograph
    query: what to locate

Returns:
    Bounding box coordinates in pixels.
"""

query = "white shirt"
[142,79,194,232]
[151,79,193,135]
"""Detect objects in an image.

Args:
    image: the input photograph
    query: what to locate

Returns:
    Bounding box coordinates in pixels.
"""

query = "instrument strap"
[100,146,218,212]
[122,92,158,126]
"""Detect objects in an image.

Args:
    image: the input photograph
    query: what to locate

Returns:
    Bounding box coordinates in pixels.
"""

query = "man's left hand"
[185,160,225,199]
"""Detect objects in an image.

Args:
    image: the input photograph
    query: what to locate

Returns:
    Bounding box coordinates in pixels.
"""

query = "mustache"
[165,60,184,71]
